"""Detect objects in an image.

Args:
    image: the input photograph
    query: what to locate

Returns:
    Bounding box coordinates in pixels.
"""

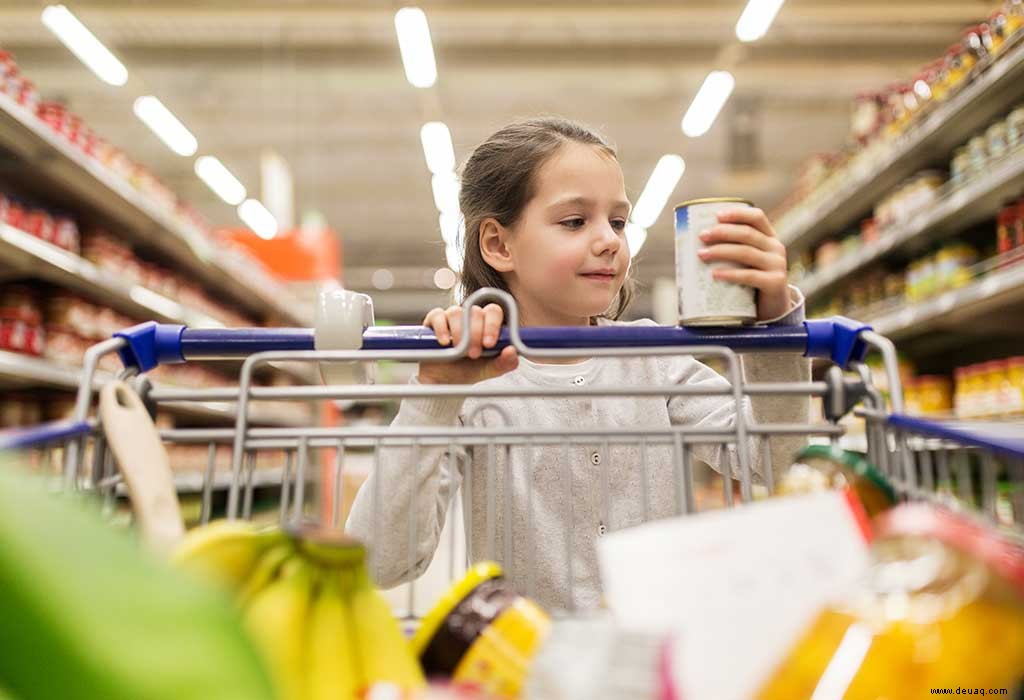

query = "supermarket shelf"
[800,147,1024,303]
[0,222,222,328]
[0,91,311,326]
[869,262,1024,339]
[0,223,317,384]
[778,34,1024,251]
[0,350,309,427]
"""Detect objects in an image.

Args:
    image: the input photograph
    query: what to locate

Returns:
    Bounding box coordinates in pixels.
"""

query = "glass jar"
[412,562,550,698]
[916,375,954,415]
[1008,107,1024,151]
[989,10,1010,54]
[988,120,1010,161]
[941,44,971,95]
[962,25,991,68]
[967,135,989,177]
[757,504,1024,700]
[1006,0,1024,38]
[950,146,971,187]
[777,445,896,519]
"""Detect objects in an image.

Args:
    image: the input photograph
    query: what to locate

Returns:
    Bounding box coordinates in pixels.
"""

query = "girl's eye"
[611,219,627,232]
[560,217,585,229]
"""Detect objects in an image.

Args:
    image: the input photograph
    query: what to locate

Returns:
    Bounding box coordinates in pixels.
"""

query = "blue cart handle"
[114,316,871,372]
[0,420,93,450]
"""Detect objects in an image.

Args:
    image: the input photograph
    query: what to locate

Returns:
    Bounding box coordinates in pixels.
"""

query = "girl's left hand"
[697,207,791,321]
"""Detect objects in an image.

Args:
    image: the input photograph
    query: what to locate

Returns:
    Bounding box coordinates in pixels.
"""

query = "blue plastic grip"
[114,322,186,372]
[0,420,93,450]
[180,328,315,357]
[803,316,872,368]
[110,316,873,368]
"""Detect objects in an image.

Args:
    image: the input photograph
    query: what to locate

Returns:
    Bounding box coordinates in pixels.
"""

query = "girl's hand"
[697,207,791,321]
[418,303,519,385]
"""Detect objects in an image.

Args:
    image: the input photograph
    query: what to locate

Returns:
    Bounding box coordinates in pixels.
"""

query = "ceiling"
[0,0,991,321]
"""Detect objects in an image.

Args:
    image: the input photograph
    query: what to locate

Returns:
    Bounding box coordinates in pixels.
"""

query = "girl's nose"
[593,223,621,256]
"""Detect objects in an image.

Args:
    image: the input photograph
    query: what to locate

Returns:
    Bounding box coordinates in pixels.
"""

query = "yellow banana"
[171,519,284,592]
[306,571,359,700]
[237,542,295,610]
[347,559,425,692]
[243,557,314,700]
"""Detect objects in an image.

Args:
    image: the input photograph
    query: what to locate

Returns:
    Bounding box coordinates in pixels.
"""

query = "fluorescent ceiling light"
[735,0,786,43]
[681,71,735,138]
[421,121,455,175]
[41,5,128,87]
[238,198,278,240]
[194,156,246,206]
[439,210,461,246]
[630,155,686,229]
[431,172,460,214]
[625,223,648,258]
[133,96,198,157]
[395,7,437,88]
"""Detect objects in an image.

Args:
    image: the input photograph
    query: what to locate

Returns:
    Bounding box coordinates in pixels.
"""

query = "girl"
[347,117,809,610]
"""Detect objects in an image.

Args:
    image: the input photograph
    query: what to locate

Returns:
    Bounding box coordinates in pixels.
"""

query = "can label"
[675,199,757,326]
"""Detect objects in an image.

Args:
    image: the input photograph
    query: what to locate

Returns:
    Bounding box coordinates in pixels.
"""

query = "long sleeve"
[665,286,810,483]
[344,379,467,588]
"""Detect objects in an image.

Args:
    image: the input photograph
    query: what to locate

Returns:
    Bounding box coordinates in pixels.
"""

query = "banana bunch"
[173,520,425,700]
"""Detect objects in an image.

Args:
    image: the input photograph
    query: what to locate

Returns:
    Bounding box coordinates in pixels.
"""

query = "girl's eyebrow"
[548,195,631,211]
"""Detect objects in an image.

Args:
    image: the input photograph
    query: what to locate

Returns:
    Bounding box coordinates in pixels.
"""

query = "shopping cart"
[2,287,1022,613]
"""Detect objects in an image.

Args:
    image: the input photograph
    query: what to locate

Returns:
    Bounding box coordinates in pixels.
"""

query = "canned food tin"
[674,197,757,326]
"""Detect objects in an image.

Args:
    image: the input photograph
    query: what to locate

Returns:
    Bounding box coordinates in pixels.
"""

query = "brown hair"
[455,116,635,321]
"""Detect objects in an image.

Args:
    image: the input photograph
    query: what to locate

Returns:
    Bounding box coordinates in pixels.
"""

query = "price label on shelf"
[597,490,871,700]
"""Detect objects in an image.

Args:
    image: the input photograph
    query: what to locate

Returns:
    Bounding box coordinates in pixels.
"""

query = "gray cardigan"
[347,289,810,610]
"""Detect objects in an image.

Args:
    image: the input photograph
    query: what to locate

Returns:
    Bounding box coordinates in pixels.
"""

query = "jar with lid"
[988,119,1010,161]
[776,445,896,519]
[756,504,1024,700]
[989,10,1010,54]
[1006,0,1024,38]
[940,44,971,95]
[1008,106,1024,151]
[950,145,971,186]
[961,25,991,68]
[916,375,954,415]
[967,134,989,176]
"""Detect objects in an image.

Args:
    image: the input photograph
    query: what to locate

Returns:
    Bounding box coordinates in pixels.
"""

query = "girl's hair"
[456,116,635,321]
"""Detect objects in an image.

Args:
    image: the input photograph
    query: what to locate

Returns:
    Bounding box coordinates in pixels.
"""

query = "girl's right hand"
[418,303,519,385]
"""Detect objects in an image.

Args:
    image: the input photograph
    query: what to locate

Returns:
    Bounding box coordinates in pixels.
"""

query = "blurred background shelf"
[778,33,1024,252]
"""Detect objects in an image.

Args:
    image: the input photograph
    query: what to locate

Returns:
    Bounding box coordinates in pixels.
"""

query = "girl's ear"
[479,217,515,272]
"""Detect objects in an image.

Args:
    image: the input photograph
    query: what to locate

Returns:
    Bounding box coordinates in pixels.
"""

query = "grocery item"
[674,198,757,326]
[306,574,359,700]
[172,519,288,591]
[988,119,1010,160]
[413,562,551,697]
[914,374,954,415]
[244,557,316,700]
[173,524,425,697]
[0,460,275,700]
[346,545,427,692]
[776,445,896,518]
[756,504,1024,699]
[1007,106,1024,149]
[950,145,971,186]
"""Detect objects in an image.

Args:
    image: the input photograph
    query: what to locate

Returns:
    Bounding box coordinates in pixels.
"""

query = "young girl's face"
[501,142,631,326]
